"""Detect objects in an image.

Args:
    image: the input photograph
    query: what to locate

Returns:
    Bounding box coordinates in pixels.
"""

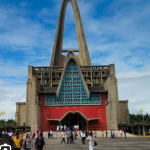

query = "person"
[81,131,86,144]
[101,130,104,137]
[41,131,43,138]
[124,129,127,138]
[105,130,108,138]
[67,130,71,144]
[8,131,13,146]
[5,131,8,140]
[115,130,118,138]
[48,131,50,139]
[59,125,61,131]
[110,130,112,138]
[53,131,56,139]
[19,132,24,147]
[74,130,78,141]
[13,132,22,150]
[35,133,46,150]
[57,126,59,131]
[23,133,32,150]
[67,126,70,131]
[33,131,36,139]
[42,132,45,139]
[70,131,74,144]
[77,125,79,131]
[61,130,66,144]
[86,131,94,150]
[50,130,53,138]
[60,125,63,131]
[2,131,5,138]
[120,129,123,138]
[94,131,97,138]
[79,130,81,138]
[112,130,115,138]
[9,131,13,140]
[85,130,88,138]
[10,132,16,149]
[64,125,67,131]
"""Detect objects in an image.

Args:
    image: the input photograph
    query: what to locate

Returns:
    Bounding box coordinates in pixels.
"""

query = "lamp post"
[143,114,145,136]
[138,109,145,136]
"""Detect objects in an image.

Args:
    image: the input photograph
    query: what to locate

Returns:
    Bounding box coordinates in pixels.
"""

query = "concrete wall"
[39,93,108,131]
[104,64,120,130]
[26,66,41,131]
[15,102,26,126]
[119,100,130,124]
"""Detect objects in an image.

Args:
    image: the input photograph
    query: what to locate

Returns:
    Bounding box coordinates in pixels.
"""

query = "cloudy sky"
[0,0,150,120]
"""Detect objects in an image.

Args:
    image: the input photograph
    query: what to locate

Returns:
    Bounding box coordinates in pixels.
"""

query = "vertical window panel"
[45,60,101,105]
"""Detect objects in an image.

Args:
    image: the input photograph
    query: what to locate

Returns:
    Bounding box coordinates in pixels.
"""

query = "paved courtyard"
[0,137,150,150]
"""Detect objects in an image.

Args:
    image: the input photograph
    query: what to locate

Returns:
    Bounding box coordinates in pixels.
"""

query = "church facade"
[15,0,130,131]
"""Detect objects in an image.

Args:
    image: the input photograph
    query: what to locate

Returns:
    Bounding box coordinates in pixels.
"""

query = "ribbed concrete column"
[15,104,19,125]
[26,66,41,131]
[104,64,119,130]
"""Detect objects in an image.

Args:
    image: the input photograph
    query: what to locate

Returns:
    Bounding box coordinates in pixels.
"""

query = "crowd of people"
[1,129,46,150]
[102,129,127,138]
[60,129,96,150]
[56,125,79,131]
[0,128,127,150]
[47,131,57,138]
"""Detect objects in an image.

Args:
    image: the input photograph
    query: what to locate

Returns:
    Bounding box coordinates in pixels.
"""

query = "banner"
[138,109,143,114]
[0,111,5,116]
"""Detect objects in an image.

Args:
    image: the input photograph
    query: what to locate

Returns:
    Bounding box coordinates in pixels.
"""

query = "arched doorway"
[61,112,87,131]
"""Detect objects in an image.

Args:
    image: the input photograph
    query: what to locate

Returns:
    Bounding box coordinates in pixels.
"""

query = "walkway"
[0,137,150,150]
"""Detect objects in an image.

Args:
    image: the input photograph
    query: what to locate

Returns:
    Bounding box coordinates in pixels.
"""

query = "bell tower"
[50,0,91,67]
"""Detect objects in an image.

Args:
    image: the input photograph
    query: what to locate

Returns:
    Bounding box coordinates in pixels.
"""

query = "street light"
[138,109,145,136]
[142,114,145,136]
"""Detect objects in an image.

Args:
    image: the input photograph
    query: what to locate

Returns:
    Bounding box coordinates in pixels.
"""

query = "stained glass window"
[45,59,101,106]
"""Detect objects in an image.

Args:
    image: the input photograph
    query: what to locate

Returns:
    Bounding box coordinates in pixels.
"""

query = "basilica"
[15,0,130,131]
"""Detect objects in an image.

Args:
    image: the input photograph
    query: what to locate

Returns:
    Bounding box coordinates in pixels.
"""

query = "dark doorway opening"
[61,112,87,131]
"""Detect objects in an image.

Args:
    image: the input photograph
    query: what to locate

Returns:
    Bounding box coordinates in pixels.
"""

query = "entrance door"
[61,112,87,131]
[79,121,83,131]
[70,118,77,126]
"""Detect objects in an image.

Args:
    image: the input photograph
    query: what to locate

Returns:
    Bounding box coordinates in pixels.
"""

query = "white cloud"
[118,74,150,114]
[0,85,26,120]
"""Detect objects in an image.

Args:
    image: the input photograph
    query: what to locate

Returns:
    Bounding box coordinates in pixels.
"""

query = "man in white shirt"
[50,130,53,137]
[81,131,86,144]
[8,131,13,142]
[8,131,13,137]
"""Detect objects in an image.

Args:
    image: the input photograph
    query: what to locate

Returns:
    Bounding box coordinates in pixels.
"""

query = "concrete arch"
[60,111,88,121]
[50,0,91,67]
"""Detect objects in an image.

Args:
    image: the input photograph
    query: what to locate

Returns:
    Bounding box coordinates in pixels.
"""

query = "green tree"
[0,119,16,126]
[0,119,5,125]
[130,113,150,123]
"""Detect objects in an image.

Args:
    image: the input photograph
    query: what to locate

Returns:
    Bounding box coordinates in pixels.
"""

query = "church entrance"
[61,112,87,131]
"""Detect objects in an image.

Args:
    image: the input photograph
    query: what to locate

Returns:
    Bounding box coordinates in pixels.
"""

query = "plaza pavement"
[0,137,150,150]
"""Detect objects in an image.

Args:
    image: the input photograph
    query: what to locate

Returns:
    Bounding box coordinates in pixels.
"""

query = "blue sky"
[0,0,150,119]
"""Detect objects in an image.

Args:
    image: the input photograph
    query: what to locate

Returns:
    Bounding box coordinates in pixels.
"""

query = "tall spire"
[50,0,91,67]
